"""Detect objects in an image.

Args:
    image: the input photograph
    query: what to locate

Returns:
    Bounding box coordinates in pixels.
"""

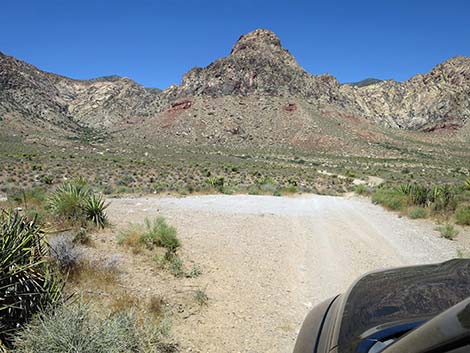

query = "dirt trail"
[106,194,457,353]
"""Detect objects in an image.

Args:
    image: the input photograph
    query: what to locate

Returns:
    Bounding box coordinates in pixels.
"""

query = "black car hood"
[336,259,470,353]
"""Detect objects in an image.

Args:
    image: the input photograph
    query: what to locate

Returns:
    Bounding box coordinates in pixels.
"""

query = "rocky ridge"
[1,29,469,142]
[0,51,161,133]
[162,29,470,130]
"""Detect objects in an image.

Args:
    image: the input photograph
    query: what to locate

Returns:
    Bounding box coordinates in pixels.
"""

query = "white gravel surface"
[108,194,458,353]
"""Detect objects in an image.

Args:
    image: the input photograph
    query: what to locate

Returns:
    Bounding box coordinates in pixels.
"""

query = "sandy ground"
[103,194,462,353]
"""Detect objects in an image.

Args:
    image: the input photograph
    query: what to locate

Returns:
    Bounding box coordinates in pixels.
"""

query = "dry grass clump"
[68,260,120,292]
[148,295,165,317]
[109,291,140,314]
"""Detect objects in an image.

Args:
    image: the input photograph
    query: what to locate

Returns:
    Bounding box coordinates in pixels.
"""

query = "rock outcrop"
[340,56,470,129]
[0,51,161,133]
[162,29,470,130]
[1,29,469,139]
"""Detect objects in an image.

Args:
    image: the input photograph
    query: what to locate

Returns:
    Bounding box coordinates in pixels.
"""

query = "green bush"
[465,179,470,190]
[455,205,470,226]
[396,183,455,210]
[13,303,173,353]
[141,217,180,252]
[119,217,180,254]
[7,188,47,206]
[205,176,224,192]
[436,224,459,240]
[49,180,108,228]
[408,207,428,219]
[354,184,369,195]
[0,211,63,347]
[372,187,407,211]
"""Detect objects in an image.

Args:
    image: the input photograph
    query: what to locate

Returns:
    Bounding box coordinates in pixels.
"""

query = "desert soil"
[97,194,462,353]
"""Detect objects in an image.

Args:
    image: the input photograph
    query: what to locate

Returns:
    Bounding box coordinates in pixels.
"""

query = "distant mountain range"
[1,29,469,149]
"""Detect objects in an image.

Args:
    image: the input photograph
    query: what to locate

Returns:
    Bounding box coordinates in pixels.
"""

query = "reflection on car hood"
[337,259,470,353]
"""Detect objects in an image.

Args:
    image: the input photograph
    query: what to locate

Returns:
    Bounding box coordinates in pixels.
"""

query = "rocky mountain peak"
[163,28,328,99]
[230,29,282,55]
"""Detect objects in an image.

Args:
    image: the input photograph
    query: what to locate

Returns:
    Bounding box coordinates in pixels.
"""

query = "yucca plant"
[409,184,431,206]
[49,180,109,228]
[83,193,109,228]
[396,183,413,195]
[48,182,88,225]
[431,185,455,211]
[0,211,63,347]
[465,179,470,190]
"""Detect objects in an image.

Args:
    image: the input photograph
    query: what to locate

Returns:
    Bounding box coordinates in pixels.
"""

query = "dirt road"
[107,194,457,353]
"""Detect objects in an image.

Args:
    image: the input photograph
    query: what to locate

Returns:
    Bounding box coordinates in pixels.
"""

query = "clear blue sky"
[1,0,469,88]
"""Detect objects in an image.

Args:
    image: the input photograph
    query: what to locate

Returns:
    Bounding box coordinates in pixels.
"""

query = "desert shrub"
[13,303,173,353]
[206,176,224,191]
[256,177,278,195]
[168,255,184,278]
[73,228,92,245]
[156,220,180,252]
[0,211,63,347]
[396,183,456,210]
[7,187,47,207]
[7,188,48,224]
[148,295,165,317]
[408,207,428,219]
[49,235,82,271]
[409,184,431,206]
[117,224,143,250]
[429,185,455,211]
[465,179,470,190]
[455,205,470,225]
[186,265,202,278]
[118,217,180,253]
[247,185,261,195]
[49,179,108,228]
[40,175,53,185]
[155,252,201,279]
[436,224,459,240]
[194,288,209,306]
[354,184,369,195]
[67,260,119,291]
[141,217,179,252]
[281,185,297,194]
[116,175,135,186]
[372,187,407,211]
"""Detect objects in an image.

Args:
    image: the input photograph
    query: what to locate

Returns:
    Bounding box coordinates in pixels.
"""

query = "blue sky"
[1,0,469,88]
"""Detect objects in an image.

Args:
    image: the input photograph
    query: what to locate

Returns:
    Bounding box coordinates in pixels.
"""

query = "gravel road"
[107,194,457,353]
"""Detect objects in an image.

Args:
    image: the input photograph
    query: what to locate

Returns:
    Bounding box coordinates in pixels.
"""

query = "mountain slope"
[160,29,470,131]
[0,51,161,135]
[340,56,470,129]
[0,29,469,145]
